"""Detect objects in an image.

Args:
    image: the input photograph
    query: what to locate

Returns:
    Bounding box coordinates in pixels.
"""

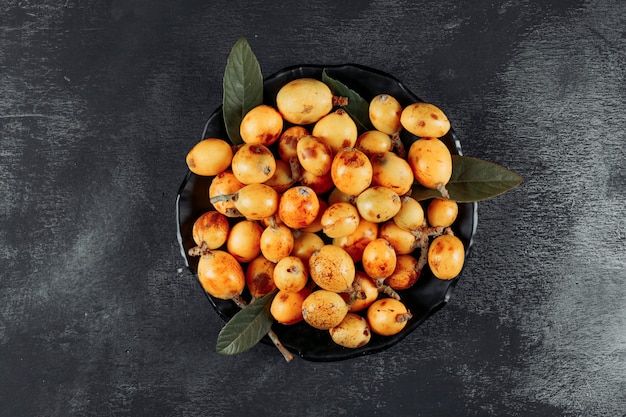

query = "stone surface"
[1,0,625,416]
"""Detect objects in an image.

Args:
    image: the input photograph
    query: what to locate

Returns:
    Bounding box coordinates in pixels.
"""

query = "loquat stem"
[436,183,450,199]
[396,311,413,323]
[344,286,367,308]
[268,215,278,229]
[231,294,247,309]
[188,241,211,257]
[288,156,302,183]
[373,278,401,300]
[390,132,406,158]
[426,226,446,237]
[209,193,237,205]
[415,235,429,273]
[332,95,349,106]
[411,222,447,240]
[224,207,243,217]
[412,224,453,276]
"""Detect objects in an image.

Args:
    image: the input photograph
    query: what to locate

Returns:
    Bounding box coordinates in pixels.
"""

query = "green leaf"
[322,69,373,132]
[222,37,264,146]
[216,291,277,355]
[411,155,523,202]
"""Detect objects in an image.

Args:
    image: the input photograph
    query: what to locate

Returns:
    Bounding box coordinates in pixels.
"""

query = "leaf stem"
[267,329,294,362]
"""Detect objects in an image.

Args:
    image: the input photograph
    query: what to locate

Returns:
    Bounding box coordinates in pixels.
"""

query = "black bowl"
[176,64,478,361]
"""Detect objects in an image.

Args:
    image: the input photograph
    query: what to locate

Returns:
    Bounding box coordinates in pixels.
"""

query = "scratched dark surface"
[1,1,625,416]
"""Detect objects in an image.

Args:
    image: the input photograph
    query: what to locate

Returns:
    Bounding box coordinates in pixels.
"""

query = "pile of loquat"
[185,77,465,349]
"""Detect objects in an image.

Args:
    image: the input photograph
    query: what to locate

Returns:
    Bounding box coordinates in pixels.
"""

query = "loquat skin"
[264,159,295,193]
[347,271,379,313]
[233,183,278,221]
[332,218,378,263]
[239,104,283,146]
[209,170,245,217]
[370,151,414,196]
[378,221,418,255]
[273,256,308,293]
[197,250,245,300]
[302,290,349,330]
[312,109,358,154]
[300,199,327,234]
[309,245,355,292]
[355,186,402,223]
[226,220,263,263]
[355,130,392,156]
[330,148,373,196]
[260,223,295,263]
[291,231,325,265]
[320,202,361,239]
[278,186,320,229]
[259,214,283,229]
[407,137,452,196]
[245,255,277,299]
[231,143,276,185]
[367,298,412,336]
[369,94,403,135]
[327,187,353,205]
[271,287,312,325]
[296,135,333,176]
[361,238,397,280]
[329,313,371,348]
[186,138,233,177]
[393,196,425,232]
[385,254,420,290]
[427,198,459,227]
[276,78,333,125]
[278,126,309,161]
[192,210,230,250]
[299,169,334,195]
[400,102,450,138]
[428,234,465,280]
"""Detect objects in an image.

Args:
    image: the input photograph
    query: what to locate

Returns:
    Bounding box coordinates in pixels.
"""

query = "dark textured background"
[1,1,625,416]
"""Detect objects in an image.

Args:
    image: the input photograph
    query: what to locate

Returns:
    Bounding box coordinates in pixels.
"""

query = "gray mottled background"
[1,0,625,416]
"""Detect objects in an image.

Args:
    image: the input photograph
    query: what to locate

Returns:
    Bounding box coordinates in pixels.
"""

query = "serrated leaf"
[322,69,373,132]
[222,37,263,146]
[411,155,523,202]
[216,291,277,355]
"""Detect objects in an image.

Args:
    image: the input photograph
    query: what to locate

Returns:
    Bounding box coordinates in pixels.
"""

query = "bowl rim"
[175,63,479,361]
